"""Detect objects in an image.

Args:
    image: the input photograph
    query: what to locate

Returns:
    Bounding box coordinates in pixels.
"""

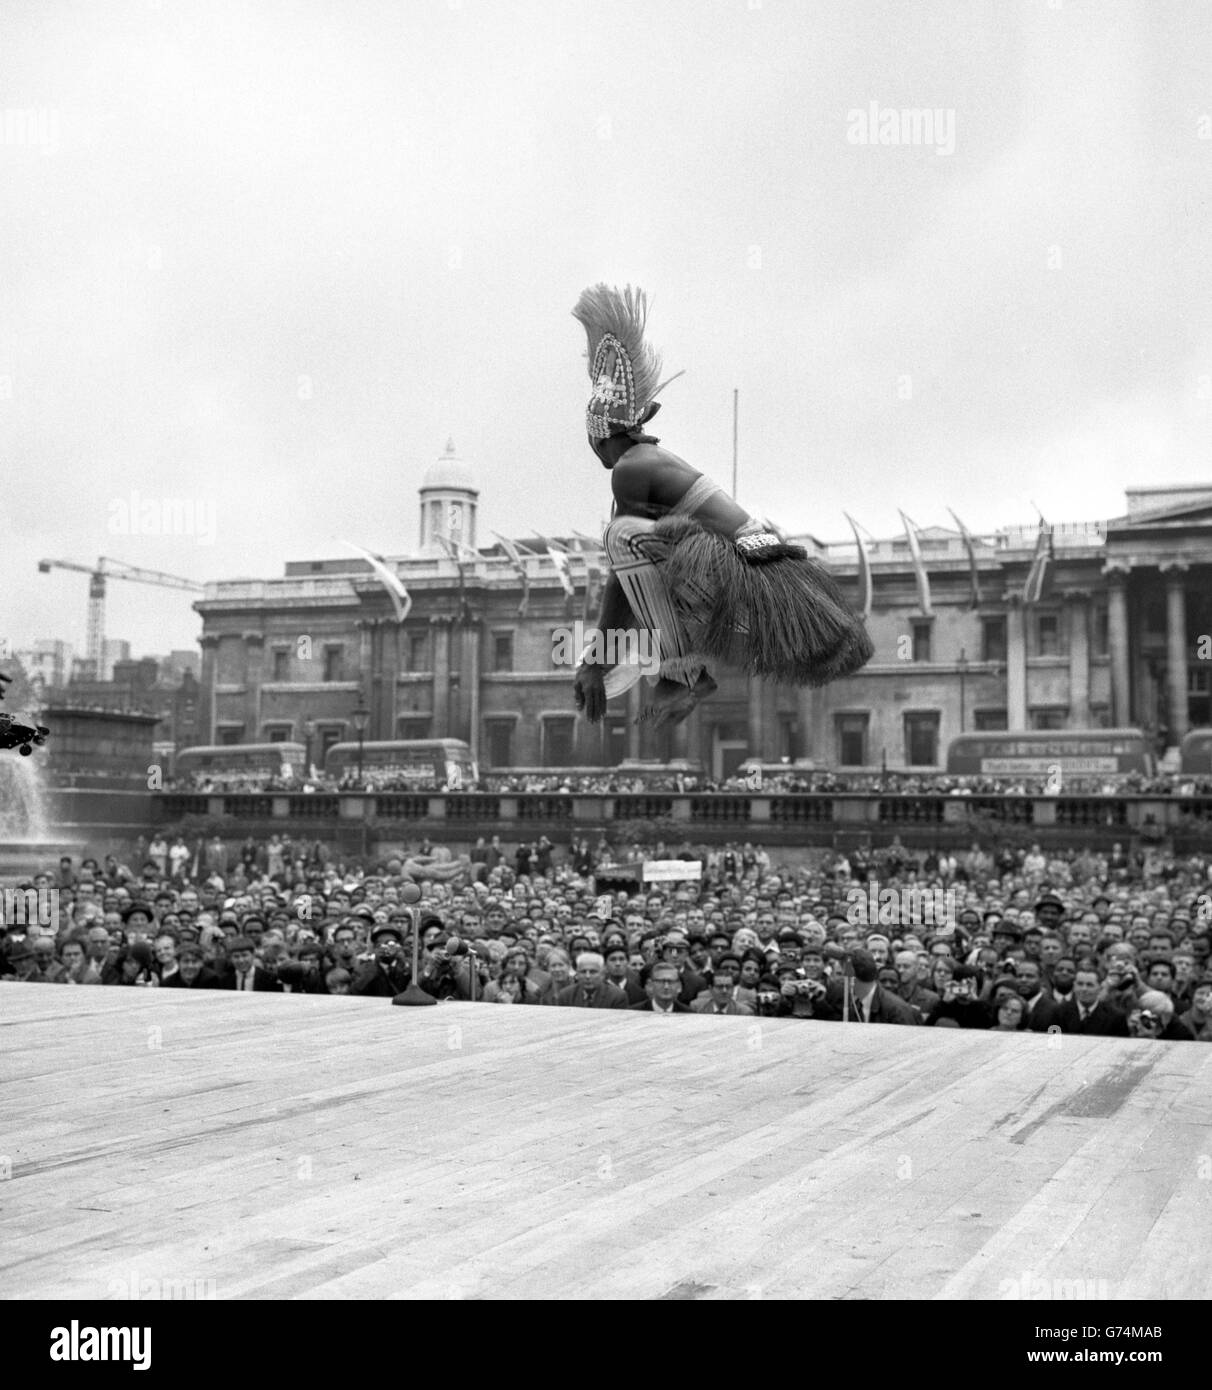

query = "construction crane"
[37,556,204,680]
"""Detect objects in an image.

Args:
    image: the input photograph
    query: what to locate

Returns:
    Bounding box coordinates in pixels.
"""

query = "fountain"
[0,754,85,880]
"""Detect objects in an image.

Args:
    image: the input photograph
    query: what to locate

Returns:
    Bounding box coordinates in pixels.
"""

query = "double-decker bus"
[174,742,306,784]
[1180,729,1212,775]
[323,738,476,788]
[945,729,1154,778]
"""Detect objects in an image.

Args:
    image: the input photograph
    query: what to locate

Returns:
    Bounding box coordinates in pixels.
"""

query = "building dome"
[421,438,478,495]
[418,438,479,554]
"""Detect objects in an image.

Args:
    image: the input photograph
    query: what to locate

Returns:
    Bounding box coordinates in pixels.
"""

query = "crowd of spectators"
[3,830,1211,1043]
[156,767,1212,796]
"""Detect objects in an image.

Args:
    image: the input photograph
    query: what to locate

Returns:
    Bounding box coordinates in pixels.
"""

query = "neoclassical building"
[193,454,1212,777]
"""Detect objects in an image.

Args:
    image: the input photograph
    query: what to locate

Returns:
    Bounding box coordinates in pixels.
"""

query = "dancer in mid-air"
[571,284,873,727]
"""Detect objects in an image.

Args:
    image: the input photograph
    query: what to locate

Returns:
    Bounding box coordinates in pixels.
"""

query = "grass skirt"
[654,515,873,686]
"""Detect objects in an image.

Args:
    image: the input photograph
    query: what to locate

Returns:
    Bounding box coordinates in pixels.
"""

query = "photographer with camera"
[771,958,828,1019]
[1127,989,1195,1042]
[420,932,491,1001]
[350,923,412,997]
[925,963,991,1028]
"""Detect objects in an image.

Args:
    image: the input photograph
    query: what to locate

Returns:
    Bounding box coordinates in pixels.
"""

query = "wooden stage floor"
[2,985,1208,1300]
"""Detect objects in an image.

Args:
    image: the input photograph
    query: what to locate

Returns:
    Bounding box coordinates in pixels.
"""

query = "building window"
[911,620,932,663]
[903,712,940,766]
[1030,707,1068,730]
[492,632,514,673]
[408,632,429,670]
[485,719,514,768]
[836,713,869,767]
[542,716,576,768]
[265,726,291,743]
[1089,705,1112,729]
[981,616,1007,664]
[318,728,343,762]
[973,708,1008,731]
[1035,613,1061,656]
[397,716,431,740]
[218,726,243,746]
[323,646,344,682]
[272,649,289,681]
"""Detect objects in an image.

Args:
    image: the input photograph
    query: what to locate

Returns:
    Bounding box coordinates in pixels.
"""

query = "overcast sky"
[2,0,1209,658]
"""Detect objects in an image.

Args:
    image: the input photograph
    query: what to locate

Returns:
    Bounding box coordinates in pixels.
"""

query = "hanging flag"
[898,511,933,616]
[1023,516,1053,606]
[571,537,603,622]
[339,540,411,623]
[842,512,872,619]
[534,534,575,599]
[947,508,983,610]
[492,531,533,618]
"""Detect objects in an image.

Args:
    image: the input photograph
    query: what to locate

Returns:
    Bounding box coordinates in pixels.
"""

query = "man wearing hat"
[215,937,281,992]
[350,924,411,997]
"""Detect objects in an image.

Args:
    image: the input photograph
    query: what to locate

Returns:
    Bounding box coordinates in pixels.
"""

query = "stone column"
[198,634,219,744]
[431,618,451,738]
[669,716,689,761]
[1005,599,1027,730]
[1065,591,1091,727]
[242,632,264,740]
[1104,563,1131,727]
[461,619,481,759]
[797,686,815,762]
[626,684,641,760]
[1162,562,1190,744]
[747,676,764,757]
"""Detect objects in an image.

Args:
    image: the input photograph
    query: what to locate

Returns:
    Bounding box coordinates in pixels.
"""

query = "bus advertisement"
[323,738,477,788]
[945,729,1154,778]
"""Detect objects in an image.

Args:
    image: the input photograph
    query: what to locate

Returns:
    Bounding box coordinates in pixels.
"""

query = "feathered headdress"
[572,284,682,440]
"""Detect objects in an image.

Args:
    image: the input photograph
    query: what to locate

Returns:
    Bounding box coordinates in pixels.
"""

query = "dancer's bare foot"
[638,673,718,727]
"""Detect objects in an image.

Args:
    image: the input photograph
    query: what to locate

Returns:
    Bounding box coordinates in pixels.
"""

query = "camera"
[1138,1009,1159,1028]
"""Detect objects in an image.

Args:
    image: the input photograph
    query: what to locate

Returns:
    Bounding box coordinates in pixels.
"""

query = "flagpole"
[731,389,739,499]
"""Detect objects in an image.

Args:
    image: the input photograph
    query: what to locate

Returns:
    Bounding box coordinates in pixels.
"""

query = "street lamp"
[957,647,969,733]
[351,691,369,785]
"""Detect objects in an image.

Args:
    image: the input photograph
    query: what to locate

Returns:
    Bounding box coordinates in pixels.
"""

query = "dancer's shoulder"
[612,444,700,511]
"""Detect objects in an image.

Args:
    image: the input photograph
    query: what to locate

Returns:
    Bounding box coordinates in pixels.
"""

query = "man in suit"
[556,952,629,1008]
[690,968,753,1015]
[818,949,919,1024]
[1016,958,1062,1033]
[658,931,707,1006]
[350,925,412,998]
[215,936,282,992]
[603,944,646,1005]
[630,961,692,1013]
[1055,965,1129,1036]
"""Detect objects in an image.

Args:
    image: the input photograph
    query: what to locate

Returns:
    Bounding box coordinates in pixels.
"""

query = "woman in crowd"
[992,994,1028,1032]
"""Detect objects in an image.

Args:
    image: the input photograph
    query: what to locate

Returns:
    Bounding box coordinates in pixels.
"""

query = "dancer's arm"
[614,446,803,562]
[574,573,632,723]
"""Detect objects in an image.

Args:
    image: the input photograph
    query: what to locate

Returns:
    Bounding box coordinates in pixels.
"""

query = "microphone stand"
[392,890,436,1007]
[840,951,856,1024]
